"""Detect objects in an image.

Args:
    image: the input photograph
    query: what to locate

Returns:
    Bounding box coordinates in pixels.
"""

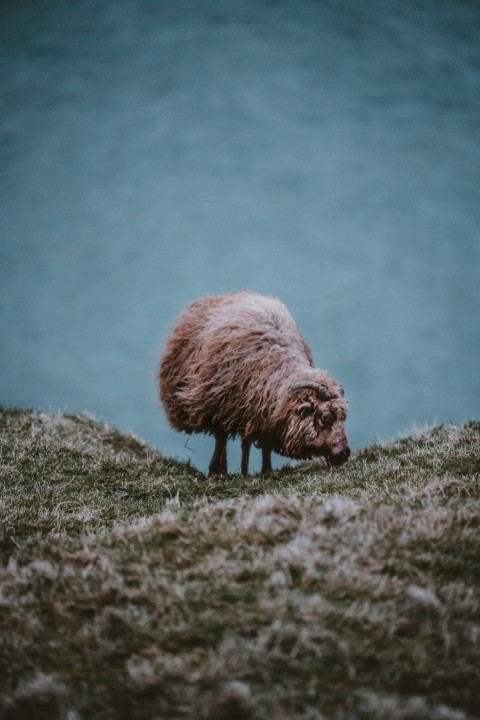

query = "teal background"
[1,0,479,471]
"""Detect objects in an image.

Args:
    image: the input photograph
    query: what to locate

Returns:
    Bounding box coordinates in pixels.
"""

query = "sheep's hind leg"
[209,431,228,475]
[262,447,272,474]
[241,438,251,476]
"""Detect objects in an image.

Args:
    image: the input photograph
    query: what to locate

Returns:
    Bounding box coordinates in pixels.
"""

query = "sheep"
[158,291,350,475]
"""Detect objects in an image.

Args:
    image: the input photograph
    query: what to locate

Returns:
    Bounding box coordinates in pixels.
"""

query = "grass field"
[0,407,479,719]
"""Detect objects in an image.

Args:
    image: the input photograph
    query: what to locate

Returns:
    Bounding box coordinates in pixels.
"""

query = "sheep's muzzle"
[325,446,351,467]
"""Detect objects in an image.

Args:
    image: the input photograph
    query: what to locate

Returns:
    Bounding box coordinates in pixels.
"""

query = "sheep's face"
[277,389,350,466]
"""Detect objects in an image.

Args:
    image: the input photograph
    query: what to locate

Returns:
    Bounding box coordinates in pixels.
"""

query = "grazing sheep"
[158,291,350,475]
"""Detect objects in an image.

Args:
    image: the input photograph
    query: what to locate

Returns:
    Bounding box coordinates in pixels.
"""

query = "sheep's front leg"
[209,431,228,475]
[262,447,272,474]
[241,438,251,476]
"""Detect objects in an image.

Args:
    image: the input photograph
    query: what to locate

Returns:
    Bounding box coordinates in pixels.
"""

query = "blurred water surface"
[1,0,479,472]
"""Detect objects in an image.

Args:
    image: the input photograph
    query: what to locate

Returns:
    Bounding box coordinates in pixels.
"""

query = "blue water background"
[1,0,479,472]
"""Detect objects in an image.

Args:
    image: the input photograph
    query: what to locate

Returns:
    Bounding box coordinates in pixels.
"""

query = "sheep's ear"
[338,384,345,397]
[297,402,315,417]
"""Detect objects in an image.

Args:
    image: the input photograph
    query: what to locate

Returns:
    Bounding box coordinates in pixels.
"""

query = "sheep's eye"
[297,403,315,418]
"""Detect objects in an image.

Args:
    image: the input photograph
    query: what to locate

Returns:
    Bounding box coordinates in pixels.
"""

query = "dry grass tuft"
[1,408,479,719]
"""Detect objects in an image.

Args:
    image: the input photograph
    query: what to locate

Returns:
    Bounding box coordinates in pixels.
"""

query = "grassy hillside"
[0,407,479,720]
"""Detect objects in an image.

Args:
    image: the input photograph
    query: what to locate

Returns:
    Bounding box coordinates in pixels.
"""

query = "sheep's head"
[274,380,350,466]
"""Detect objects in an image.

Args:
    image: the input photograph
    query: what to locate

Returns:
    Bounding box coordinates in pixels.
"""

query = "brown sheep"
[158,291,350,475]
